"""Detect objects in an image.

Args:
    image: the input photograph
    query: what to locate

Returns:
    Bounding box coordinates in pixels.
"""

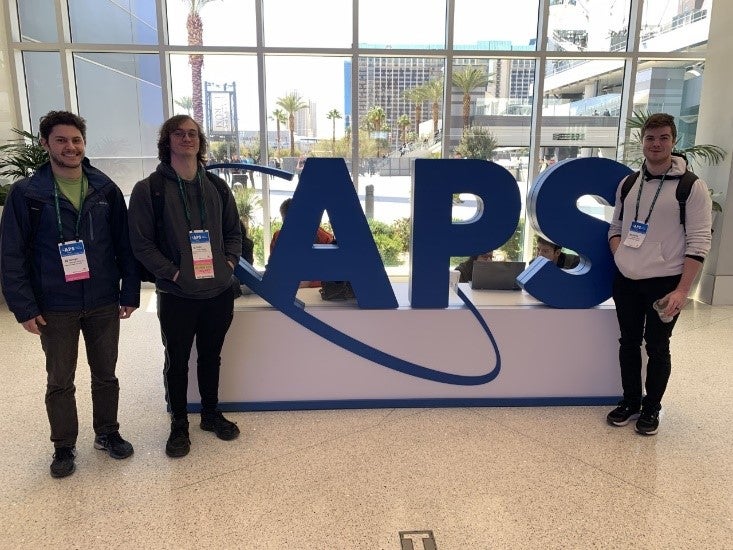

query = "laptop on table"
[471,261,525,291]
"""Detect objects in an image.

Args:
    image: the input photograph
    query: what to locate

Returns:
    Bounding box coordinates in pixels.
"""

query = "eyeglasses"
[171,129,199,140]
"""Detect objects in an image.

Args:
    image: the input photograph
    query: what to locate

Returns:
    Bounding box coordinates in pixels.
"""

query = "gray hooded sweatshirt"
[128,163,241,299]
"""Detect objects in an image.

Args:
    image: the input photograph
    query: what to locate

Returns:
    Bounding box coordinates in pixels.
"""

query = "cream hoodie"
[608,155,712,280]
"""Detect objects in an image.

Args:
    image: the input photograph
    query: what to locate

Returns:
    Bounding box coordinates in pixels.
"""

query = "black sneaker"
[200,411,240,441]
[635,407,660,435]
[94,431,134,459]
[606,400,641,426]
[50,446,76,478]
[166,421,191,458]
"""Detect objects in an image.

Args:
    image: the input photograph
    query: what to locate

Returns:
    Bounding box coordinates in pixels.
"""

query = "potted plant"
[624,110,726,217]
[0,128,48,218]
[0,128,48,182]
[232,186,262,234]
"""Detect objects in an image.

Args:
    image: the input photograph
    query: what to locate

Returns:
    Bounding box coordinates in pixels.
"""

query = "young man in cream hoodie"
[606,113,712,435]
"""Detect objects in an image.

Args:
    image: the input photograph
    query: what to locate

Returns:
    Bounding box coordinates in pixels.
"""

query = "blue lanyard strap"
[52,175,86,242]
[633,163,671,225]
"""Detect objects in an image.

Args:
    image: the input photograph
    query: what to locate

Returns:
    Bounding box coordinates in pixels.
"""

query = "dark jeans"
[612,273,682,410]
[157,288,234,420]
[40,303,121,448]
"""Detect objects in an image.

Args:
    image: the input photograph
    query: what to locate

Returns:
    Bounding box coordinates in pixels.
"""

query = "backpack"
[319,281,355,301]
[618,156,698,232]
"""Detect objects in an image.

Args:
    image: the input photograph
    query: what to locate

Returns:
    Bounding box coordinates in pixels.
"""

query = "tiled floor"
[1,289,731,549]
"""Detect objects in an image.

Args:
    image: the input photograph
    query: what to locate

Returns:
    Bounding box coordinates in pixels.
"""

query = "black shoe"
[50,446,76,478]
[606,400,641,426]
[635,407,660,435]
[200,411,240,441]
[166,421,190,458]
[94,431,134,459]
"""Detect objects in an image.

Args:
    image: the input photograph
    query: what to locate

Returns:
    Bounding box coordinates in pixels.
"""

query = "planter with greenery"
[0,128,48,184]
[625,110,726,214]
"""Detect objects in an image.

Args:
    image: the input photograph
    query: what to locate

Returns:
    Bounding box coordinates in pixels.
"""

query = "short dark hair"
[279,197,292,218]
[157,115,208,165]
[39,111,87,142]
[536,236,561,251]
[641,113,677,142]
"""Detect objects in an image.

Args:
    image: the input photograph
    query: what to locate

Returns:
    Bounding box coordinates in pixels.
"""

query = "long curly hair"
[157,115,208,165]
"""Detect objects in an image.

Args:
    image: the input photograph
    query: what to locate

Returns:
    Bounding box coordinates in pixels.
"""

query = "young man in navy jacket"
[0,110,140,478]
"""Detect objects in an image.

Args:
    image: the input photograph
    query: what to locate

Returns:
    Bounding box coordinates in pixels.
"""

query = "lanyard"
[633,163,671,225]
[175,169,207,231]
[52,176,86,242]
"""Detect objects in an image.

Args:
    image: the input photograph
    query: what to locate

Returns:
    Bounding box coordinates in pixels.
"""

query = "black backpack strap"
[147,171,166,251]
[204,170,233,204]
[618,171,639,222]
[675,170,698,231]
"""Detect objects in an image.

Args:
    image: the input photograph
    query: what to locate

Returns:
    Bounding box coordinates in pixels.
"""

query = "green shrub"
[391,217,411,252]
[372,232,402,265]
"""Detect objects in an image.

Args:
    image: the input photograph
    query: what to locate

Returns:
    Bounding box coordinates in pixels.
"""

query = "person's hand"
[661,289,687,318]
[21,315,46,336]
[119,306,137,319]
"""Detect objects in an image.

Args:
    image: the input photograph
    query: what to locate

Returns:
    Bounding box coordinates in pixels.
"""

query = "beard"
[49,150,83,170]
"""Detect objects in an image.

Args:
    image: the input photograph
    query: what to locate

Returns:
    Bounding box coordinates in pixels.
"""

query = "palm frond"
[683,144,726,170]
[0,128,48,181]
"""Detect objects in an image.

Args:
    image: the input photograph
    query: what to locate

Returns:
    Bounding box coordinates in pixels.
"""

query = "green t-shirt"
[54,174,88,211]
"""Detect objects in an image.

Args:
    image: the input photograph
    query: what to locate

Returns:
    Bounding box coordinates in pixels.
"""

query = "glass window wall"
[23,52,63,133]
[3,0,717,270]
[18,0,57,43]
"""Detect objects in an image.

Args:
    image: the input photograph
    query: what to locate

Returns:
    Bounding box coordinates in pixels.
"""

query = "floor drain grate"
[399,530,437,550]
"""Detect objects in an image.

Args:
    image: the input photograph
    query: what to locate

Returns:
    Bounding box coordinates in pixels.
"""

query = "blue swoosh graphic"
[226,163,501,385]
[236,264,501,386]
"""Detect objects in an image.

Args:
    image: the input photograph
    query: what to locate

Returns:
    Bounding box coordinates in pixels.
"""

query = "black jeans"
[39,303,121,448]
[612,273,681,410]
[157,288,234,420]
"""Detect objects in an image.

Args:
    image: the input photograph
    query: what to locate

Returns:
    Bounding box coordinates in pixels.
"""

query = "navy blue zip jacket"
[0,159,140,323]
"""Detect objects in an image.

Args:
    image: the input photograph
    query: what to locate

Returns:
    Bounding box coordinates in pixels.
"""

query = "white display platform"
[182,283,622,410]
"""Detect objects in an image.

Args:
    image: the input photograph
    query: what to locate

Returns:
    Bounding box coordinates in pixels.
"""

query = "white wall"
[694,0,733,304]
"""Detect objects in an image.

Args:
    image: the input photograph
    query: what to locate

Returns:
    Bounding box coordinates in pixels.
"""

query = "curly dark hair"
[157,115,208,165]
[641,113,677,142]
[39,111,87,142]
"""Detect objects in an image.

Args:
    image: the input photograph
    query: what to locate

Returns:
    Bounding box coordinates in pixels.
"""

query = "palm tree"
[424,79,444,141]
[452,66,491,132]
[396,114,411,146]
[326,109,342,155]
[404,86,426,141]
[276,92,308,157]
[174,96,193,115]
[366,106,387,157]
[270,108,287,157]
[182,0,220,127]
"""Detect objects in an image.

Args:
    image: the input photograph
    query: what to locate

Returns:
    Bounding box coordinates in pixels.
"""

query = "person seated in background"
[270,197,334,288]
[535,236,580,269]
[454,250,493,283]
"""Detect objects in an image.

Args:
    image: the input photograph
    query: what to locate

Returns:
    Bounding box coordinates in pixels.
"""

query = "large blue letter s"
[518,157,632,308]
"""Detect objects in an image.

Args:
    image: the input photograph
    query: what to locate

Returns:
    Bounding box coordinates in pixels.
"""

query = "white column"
[693,0,733,304]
